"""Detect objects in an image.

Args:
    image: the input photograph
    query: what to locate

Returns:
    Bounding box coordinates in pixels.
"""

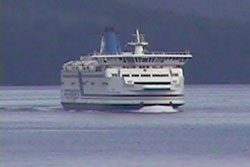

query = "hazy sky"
[2,0,250,85]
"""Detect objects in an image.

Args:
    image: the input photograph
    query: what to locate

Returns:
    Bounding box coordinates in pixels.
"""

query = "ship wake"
[131,105,180,113]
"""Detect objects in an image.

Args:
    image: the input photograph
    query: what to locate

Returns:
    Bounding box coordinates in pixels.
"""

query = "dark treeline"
[2,0,250,85]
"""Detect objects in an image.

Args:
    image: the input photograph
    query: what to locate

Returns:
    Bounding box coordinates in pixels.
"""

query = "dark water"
[1,85,250,167]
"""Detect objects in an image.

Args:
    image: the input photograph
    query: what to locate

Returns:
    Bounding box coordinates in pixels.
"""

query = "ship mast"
[128,29,148,54]
[100,36,105,53]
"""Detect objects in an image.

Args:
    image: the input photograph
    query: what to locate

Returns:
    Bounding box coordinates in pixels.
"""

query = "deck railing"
[89,50,191,56]
[144,51,191,55]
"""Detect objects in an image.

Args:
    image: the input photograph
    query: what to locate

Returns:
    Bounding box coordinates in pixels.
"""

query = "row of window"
[118,74,177,77]
[70,82,106,86]
[121,66,164,69]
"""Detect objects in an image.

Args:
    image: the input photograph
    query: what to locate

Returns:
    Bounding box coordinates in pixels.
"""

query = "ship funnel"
[100,27,121,54]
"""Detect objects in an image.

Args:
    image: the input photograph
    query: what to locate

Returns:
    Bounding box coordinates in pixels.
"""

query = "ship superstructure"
[61,28,192,110]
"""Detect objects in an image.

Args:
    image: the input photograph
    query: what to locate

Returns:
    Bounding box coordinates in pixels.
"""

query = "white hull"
[60,28,192,111]
[61,71,185,110]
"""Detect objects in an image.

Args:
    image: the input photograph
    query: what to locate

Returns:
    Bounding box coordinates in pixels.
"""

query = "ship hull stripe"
[61,102,182,111]
[79,94,183,97]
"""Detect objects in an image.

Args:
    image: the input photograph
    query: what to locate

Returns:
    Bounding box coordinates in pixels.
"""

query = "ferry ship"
[61,27,192,111]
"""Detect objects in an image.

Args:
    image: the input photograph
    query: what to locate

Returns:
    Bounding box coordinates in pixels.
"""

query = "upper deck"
[91,29,192,66]
[63,28,192,71]
[90,51,192,66]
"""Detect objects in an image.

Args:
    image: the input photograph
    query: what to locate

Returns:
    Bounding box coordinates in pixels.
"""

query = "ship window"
[134,82,171,85]
[102,82,108,85]
[172,73,178,77]
[96,67,102,72]
[112,74,118,77]
[141,74,151,77]
[132,74,139,77]
[142,58,148,62]
[126,57,134,63]
[122,74,130,77]
[152,74,169,77]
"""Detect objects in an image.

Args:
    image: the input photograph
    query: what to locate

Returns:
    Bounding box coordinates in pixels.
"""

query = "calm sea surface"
[1,85,250,167]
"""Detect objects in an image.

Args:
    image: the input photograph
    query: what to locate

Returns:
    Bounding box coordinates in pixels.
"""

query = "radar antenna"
[128,29,148,54]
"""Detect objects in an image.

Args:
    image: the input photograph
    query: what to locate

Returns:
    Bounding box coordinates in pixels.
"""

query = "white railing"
[144,51,191,55]
[89,50,191,56]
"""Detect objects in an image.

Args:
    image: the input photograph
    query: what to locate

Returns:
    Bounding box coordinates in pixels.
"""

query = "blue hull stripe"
[80,94,183,97]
